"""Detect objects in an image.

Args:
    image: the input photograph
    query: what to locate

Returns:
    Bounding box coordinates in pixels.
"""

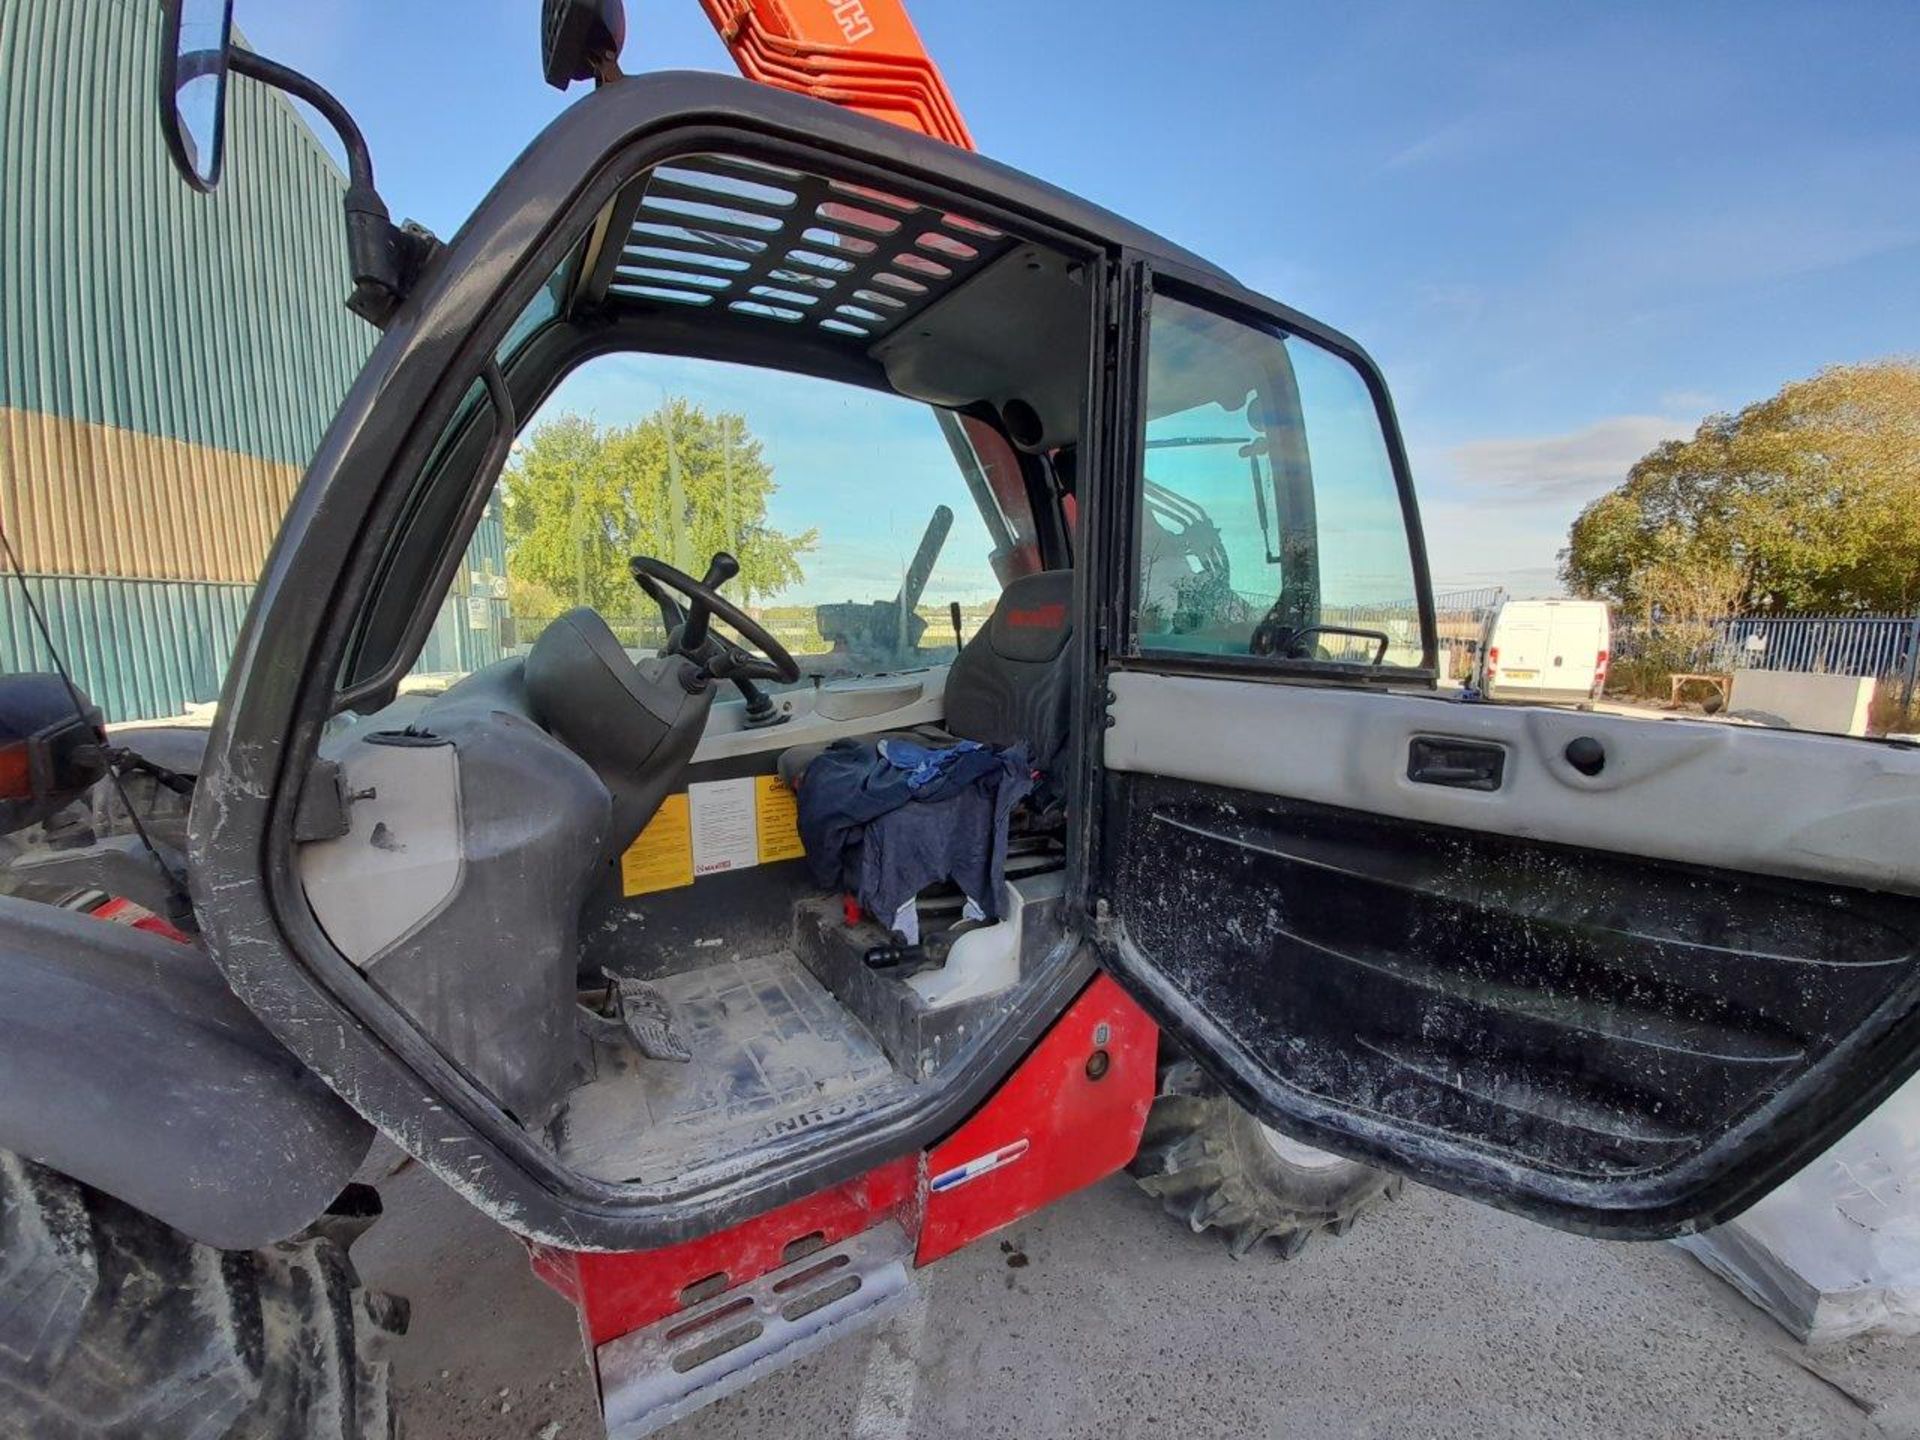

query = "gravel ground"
[353,1161,1920,1440]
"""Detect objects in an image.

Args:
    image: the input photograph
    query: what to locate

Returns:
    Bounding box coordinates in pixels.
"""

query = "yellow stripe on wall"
[0,406,301,584]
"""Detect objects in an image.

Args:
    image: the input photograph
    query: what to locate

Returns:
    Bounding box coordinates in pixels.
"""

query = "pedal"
[597,1222,915,1438]
[582,973,692,1063]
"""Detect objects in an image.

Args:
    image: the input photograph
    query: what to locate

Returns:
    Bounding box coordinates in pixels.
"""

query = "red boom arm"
[697,0,975,150]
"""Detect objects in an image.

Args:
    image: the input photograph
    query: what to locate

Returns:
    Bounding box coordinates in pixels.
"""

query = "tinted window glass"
[1135,294,1422,668]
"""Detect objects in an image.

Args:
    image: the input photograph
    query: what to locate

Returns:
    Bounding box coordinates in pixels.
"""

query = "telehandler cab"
[3,1,1919,1435]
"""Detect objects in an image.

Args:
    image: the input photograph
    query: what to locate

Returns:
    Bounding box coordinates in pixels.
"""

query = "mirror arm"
[227,48,437,329]
[227,48,372,189]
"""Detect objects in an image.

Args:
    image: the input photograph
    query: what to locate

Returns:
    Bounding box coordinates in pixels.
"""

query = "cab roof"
[537,72,1236,449]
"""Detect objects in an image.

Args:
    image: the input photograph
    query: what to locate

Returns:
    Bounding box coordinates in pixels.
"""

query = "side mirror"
[542,0,627,90]
[157,0,235,191]
[151,0,435,326]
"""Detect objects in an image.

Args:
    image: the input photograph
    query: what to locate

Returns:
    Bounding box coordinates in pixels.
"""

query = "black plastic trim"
[0,897,371,1248]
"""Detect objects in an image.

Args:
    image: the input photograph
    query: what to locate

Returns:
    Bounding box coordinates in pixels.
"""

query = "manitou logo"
[827,0,875,43]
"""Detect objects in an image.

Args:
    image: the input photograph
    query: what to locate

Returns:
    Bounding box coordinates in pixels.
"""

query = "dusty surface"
[354,1162,1920,1440]
[556,951,904,1184]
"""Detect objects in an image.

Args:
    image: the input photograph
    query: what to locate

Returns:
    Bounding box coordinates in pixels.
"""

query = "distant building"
[0,0,502,721]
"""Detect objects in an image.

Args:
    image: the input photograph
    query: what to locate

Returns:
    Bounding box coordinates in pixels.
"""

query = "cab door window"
[1134,292,1425,669]
[402,352,1036,690]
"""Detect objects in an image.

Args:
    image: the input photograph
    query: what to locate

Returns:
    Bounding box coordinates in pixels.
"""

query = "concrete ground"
[353,1162,1920,1440]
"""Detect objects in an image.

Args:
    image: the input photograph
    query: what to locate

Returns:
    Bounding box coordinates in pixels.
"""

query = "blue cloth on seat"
[878,736,992,791]
[795,738,1033,932]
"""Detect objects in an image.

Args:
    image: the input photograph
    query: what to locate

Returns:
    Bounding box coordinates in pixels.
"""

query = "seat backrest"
[944,569,1075,779]
[524,608,712,861]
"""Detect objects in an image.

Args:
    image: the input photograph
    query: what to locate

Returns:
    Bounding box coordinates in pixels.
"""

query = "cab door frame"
[190,76,1145,1252]
[1074,254,1920,1241]
[1083,255,1440,685]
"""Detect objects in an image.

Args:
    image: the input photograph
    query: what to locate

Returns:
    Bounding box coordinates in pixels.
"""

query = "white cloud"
[1445,414,1692,500]
[1417,283,1489,322]
[1571,216,1919,296]
[1418,494,1579,597]
[1415,413,1695,595]
[1381,115,1492,172]
[1538,139,1920,307]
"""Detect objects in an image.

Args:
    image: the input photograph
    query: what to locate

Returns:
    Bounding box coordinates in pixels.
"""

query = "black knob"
[1564,736,1606,776]
[702,551,740,589]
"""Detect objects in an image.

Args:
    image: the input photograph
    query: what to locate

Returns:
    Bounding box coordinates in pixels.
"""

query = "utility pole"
[722,415,739,557]
[663,398,691,573]
[1902,612,1920,712]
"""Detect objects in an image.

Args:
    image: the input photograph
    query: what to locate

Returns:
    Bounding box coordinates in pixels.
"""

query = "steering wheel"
[629,552,800,685]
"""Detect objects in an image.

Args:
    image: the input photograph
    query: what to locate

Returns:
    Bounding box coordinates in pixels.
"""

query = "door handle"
[1407,736,1506,792]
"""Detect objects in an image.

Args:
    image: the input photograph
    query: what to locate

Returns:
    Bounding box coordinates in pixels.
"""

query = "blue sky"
[549,354,1011,609]
[244,0,1920,595]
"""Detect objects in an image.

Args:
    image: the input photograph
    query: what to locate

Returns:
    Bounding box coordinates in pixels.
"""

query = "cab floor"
[550,949,911,1184]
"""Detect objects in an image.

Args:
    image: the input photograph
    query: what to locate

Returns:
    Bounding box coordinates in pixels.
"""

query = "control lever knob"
[1564,735,1606,776]
[702,551,740,589]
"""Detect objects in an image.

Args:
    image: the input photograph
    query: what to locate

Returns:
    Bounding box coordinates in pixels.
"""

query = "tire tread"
[0,1154,405,1440]
[1127,1058,1401,1261]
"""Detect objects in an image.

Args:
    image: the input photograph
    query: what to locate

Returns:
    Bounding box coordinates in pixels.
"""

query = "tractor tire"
[1128,1056,1402,1260]
[0,1152,407,1440]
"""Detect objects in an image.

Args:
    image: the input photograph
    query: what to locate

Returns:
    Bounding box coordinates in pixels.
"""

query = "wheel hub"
[1256,1122,1348,1171]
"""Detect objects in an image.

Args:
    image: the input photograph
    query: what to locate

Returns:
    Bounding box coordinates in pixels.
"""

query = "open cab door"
[1082,258,1920,1238]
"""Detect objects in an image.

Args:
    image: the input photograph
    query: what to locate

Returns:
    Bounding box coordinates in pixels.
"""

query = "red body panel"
[529,1156,919,1345]
[917,974,1156,1263]
[530,976,1159,1345]
[87,895,192,944]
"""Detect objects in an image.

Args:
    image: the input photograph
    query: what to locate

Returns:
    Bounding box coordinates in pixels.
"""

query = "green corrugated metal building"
[0,0,504,721]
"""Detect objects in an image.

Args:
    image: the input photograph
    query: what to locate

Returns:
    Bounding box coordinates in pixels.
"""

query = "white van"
[1474,597,1611,704]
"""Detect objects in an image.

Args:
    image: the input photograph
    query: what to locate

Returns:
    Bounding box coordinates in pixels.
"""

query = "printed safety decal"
[619,776,805,896]
[929,1138,1030,1193]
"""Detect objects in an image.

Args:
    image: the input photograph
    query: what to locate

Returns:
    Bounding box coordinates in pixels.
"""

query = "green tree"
[1561,359,1920,621]
[502,400,816,633]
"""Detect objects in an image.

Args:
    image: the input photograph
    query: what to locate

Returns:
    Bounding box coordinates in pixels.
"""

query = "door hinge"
[1093,896,1115,942]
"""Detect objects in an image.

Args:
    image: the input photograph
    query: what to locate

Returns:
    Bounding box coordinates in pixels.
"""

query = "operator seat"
[778,568,1076,794]
[525,607,714,863]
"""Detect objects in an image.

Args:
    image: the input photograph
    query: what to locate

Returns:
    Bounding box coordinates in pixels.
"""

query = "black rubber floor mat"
[552,951,910,1183]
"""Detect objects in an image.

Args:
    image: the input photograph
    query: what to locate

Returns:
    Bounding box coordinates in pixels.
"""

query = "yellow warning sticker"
[755,775,806,865]
[621,779,803,895]
[620,792,694,897]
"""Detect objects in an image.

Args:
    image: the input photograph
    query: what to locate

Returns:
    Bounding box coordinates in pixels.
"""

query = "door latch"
[1406,736,1506,792]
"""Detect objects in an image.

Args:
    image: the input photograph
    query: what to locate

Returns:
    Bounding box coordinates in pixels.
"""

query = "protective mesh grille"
[606,153,1014,344]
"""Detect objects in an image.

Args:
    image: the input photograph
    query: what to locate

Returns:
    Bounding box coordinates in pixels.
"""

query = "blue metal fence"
[1710,614,1920,697]
[1616,611,1920,709]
